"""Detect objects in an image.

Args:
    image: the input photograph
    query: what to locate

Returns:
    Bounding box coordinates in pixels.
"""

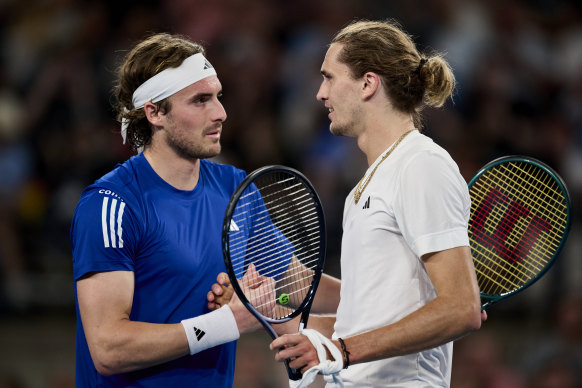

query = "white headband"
[121,52,217,145]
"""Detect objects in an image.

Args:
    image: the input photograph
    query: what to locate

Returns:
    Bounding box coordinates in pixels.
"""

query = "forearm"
[311,274,341,314]
[273,273,339,336]
[271,248,482,371]
[342,295,481,365]
[79,271,248,376]
[274,313,336,338]
[303,314,336,338]
[91,304,245,375]
[88,319,189,375]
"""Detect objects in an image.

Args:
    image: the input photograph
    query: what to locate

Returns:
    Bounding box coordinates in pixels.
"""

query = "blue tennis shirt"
[71,154,249,387]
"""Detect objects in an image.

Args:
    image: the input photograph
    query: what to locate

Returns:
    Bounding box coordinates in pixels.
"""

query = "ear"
[143,101,163,127]
[361,72,380,100]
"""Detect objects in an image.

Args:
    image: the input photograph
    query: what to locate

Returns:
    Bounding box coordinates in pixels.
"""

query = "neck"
[357,113,415,166]
[143,146,201,191]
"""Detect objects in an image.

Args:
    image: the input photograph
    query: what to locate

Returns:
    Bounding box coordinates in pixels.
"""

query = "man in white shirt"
[268,19,485,387]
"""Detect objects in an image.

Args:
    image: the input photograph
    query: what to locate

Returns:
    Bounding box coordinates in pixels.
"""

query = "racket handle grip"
[285,359,303,381]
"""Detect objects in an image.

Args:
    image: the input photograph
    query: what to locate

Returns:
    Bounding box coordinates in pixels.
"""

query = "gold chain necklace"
[354,129,414,204]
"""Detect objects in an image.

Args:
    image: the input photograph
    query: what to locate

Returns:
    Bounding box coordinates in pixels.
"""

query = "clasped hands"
[207,269,338,376]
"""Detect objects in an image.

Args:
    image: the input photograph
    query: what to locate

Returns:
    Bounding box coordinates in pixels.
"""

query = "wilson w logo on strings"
[101,196,126,248]
[470,187,552,263]
[468,157,570,308]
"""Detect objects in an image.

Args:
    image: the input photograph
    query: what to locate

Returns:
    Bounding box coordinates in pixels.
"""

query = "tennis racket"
[468,155,571,310]
[222,165,326,380]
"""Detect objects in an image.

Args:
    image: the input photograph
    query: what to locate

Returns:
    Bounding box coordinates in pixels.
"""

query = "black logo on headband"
[203,59,213,70]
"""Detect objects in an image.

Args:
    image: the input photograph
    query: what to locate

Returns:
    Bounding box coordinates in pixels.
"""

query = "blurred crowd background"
[1,0,581,387]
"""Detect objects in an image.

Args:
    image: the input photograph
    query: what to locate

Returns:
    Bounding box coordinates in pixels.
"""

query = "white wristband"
[181,305,240,355]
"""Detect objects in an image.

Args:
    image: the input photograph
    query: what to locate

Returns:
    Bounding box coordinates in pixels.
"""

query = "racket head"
[222,165,326,330]
[468,155,571,309]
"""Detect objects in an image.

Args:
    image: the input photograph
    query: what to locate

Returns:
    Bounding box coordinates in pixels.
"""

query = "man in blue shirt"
[70,33,274,387]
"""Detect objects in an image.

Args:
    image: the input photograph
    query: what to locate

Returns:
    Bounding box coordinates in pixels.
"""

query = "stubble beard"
[166,128,222,161]
[329,105,361,138]
[329,123,347,137]
[329,118,354,138]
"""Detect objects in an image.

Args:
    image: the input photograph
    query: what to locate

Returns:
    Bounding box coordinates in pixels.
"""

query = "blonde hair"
[332,19,455,128]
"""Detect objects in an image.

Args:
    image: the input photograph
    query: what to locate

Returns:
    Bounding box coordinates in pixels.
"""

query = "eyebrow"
[189,90,221,101]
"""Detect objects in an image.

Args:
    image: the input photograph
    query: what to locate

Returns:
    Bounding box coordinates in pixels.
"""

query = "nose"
[316,81,327,101]
[213,99,227,122]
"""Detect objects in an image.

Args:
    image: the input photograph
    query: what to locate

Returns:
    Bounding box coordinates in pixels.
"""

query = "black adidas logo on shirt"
[192,326,206,341]
[362,196,370,209]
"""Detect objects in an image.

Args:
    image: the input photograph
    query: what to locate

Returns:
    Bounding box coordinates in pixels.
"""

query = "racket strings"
[471,191,555,292]
[244,261,317,320]
[229,227,319,295]
[229,210,320,280]
[229,214,320,260]
[235,187,313,229]
[469,161,568,296]
[229,223,320,264]
[228,190,318,250]
[251,265,317,311]
[253,285,311,311]
[472,164,566,242]
[470,189,562,282]
[474,179,564,257]
[244,260,317,290]
[227,172,323,320]
[470,183,554,273]
[228,193,320,278]
[230,252,320,288]
[474,164,567,234]
[496,163,568,225]
[472,208,563,291]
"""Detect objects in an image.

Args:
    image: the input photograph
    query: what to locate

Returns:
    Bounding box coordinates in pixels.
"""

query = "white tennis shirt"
[326,130,471,387]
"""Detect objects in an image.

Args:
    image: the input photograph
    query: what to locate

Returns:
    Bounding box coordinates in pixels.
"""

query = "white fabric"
[289,329,344,388]
[132,52,216,108]
[121,52,217,144]
[121,108,130,145]
[181,305,240,355]
[327,130,470,387]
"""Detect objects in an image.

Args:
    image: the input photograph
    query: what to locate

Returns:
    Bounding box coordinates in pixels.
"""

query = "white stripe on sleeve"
[117,202,126,248]
[109,199,118,248]
[102,197,110,248]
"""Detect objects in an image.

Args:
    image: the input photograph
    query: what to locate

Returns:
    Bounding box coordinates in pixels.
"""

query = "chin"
[202,145,222,159]
[329,125,346,137]
[175,144,221,161]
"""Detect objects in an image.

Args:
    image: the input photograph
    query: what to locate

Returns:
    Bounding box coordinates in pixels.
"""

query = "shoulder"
[400,132,461,178]
[94,155,142,190]
[393,133,468,205]
[201,159,246,178]
[74,156,144,221]
[201,159,247,191]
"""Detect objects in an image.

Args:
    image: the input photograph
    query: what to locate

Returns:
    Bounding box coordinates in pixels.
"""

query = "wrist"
[337,337,350,369]
[229,301,258,333]
[181,305,240,355]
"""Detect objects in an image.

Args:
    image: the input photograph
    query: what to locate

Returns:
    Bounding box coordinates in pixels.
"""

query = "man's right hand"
[207,272,233,310]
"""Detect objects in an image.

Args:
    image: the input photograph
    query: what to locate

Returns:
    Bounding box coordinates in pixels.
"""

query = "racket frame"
[222,165,326,378]
[468,155,571,309]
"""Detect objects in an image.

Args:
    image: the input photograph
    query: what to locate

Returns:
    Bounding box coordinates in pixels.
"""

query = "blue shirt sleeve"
[71,187,140,280]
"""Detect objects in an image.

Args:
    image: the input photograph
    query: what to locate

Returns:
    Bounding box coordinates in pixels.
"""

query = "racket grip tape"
[285,358,303,381]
